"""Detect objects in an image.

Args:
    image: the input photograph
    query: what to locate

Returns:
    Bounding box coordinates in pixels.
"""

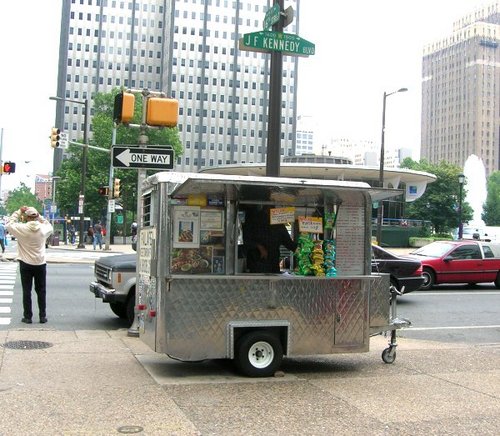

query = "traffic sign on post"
[263,3,280,30]
[112,146,174,170]
[239,31,315,57]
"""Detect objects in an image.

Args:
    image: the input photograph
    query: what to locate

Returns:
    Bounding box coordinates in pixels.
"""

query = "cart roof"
[144,172,401,202]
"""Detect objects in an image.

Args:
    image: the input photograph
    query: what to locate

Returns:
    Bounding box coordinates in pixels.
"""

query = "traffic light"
[50,127,61,148]
[98,186,109,196]
[146,97,179,127]
[113,178,121,198]
[2,162,16,174]
[113,92,135,124]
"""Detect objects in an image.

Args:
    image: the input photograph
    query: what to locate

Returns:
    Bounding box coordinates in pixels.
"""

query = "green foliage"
[483,171,500,225]
[401,159,473,233]
[4,183,43,215]
[55,88,183,227]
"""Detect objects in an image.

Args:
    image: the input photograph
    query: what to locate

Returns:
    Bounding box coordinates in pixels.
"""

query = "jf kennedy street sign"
[239,31,315,57]
[112,146,174,170]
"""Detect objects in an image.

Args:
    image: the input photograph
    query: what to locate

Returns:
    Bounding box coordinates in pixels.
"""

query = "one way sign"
[112,146,174,170]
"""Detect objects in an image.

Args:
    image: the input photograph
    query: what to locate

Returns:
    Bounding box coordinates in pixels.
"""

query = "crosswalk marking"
[0,263,17,327]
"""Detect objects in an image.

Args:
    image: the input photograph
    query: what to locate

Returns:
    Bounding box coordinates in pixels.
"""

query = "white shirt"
[6,210,53,265]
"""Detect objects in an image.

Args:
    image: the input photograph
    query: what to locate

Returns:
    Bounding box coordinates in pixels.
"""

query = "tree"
[483,171,500,225]
[401,158,473,233]
[56,89,183,231]
[4,183,43,215]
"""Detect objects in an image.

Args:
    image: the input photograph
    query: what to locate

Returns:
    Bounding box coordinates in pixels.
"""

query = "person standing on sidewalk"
[6,206,53,324]
[0,220,6,255]
[93,221,103,250]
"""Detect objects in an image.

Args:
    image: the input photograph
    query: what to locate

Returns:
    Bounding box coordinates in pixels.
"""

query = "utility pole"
[266,0,284,177]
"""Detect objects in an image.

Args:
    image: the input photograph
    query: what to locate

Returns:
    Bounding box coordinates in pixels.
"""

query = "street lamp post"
[458,173,465,239]
[376,87,408,246]
[49,96,89,249]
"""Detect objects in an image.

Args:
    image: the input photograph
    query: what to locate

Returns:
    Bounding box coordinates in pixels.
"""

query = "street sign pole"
[266,0,284,177]
[104,125,116,250]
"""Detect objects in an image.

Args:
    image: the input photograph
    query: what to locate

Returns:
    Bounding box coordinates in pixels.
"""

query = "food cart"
[136,172,410,377]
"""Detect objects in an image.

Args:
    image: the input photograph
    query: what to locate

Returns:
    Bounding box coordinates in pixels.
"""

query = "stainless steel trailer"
[135,172,410,376]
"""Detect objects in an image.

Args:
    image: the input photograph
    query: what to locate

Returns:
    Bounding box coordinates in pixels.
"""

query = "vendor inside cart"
[242,204,297,274]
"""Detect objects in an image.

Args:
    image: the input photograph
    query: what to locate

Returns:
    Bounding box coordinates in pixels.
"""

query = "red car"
[410,240,500,290]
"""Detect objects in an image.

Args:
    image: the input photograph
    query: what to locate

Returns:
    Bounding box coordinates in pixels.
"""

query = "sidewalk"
[1,329,499,434]
[2,241,135,264]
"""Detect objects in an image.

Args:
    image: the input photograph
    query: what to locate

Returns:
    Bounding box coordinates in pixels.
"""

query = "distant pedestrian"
[87,226,94,245]
[93,221,103,250]
[0,221,6,254]
[6,206,53,324]
[68,223,76,245]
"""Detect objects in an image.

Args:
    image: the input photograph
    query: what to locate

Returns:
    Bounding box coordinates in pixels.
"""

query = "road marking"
[0,263,17,327]
[410,325,500,331]
[414,291,500,296]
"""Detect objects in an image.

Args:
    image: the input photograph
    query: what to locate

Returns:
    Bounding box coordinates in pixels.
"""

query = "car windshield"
[411,242,453,258]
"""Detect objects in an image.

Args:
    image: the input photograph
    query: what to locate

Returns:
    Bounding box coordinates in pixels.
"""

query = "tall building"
[54,0,299,173]
[421,2,500,176]
[295,115,315,155]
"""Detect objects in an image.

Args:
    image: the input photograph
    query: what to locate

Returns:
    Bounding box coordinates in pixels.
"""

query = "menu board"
[334,206,365,275]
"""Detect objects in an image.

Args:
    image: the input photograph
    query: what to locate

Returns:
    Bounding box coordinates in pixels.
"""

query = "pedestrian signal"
[2,162,16,174]
[146,97,179,127]
[113,92,135,124]
[98,186,109,196]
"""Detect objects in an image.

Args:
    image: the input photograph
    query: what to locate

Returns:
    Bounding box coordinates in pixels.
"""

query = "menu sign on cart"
[335,206,365,275]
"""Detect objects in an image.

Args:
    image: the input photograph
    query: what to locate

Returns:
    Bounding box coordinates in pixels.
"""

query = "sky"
[0,0,495,194]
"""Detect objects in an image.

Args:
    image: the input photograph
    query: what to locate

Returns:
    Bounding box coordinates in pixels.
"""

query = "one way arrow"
[115,148,133,167]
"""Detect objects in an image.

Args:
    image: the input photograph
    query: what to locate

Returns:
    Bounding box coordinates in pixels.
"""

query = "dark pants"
[19,261,47,320]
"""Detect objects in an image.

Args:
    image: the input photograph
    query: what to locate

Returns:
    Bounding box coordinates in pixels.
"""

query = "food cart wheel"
[382,347,396,364]
[235,331,283,377]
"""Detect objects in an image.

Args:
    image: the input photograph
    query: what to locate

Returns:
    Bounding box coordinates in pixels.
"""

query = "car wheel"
[421,267,435,290]
[495,272,500,290]
[125,290,136,327]
[235,331,283,377]
[109,302,127,319]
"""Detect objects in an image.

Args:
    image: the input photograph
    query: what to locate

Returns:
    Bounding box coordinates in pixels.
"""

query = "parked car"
[410,240,500,290]
[371,245,424,294]
[90,254,137,326]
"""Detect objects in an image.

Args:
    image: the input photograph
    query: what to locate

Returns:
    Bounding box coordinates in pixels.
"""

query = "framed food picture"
[173,206,200,248]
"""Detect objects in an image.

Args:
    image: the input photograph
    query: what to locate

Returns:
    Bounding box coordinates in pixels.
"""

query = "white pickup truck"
[89,254,136,326]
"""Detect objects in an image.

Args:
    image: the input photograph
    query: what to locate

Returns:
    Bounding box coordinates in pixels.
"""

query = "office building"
[54,0,299,173]
[295,115,315,155]
[421,2,500,176]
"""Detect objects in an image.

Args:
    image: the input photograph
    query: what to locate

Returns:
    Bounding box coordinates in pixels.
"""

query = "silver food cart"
[136,172,410,377]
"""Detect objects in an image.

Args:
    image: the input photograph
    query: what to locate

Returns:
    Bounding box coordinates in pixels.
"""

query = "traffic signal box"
[113,91,179,127]
[2,162,16,174]
[51,128,61,148]
[113,92,135,124]
[113,178,121,198]
[98,186,109,196]
[146,97,179,127]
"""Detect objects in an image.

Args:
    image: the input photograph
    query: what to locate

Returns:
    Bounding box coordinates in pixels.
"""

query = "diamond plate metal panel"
[369,274,391,332]
[157,276,372,360]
